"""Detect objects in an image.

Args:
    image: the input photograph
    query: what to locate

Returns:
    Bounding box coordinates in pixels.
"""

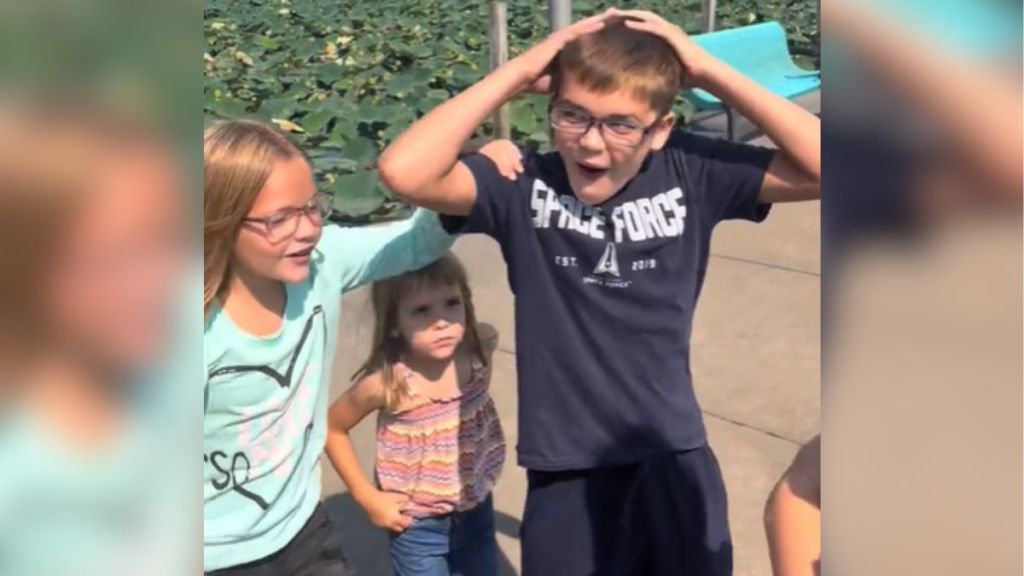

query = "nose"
[578,123,606,153]
[294,210,321,241]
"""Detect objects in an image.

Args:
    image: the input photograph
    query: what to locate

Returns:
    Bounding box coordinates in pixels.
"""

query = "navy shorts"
[521,444,731,576]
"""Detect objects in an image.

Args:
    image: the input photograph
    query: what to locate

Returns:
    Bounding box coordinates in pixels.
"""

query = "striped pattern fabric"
[375,361,505,518]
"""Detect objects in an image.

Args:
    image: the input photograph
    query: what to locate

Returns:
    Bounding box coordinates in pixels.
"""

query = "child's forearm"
[378,60,529,198]
[704,61,820,181]
[765,479,821,576]
[324,429,377,504]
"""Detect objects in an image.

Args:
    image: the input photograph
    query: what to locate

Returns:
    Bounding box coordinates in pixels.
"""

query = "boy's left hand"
[608,8,721,89]
[478,139,524,181]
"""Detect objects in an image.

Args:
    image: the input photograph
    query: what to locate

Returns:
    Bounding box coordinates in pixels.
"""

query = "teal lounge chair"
[688,21,820,141]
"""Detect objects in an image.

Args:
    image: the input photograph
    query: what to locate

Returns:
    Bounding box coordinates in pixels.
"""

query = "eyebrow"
[555,99,643,123]
[250,194,318,219]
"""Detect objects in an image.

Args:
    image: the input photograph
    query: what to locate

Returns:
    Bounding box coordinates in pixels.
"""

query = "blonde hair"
[551,20,685,114]
[203,119,305,315]
[352,253,486,411]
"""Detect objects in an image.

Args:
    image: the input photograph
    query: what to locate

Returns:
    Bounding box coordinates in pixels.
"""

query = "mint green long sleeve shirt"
[203,210,453,571]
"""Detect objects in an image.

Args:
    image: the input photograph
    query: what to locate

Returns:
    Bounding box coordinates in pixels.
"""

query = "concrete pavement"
[320,93,821,575]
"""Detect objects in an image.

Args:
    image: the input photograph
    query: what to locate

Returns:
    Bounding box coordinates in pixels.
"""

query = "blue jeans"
[389,495,498,576]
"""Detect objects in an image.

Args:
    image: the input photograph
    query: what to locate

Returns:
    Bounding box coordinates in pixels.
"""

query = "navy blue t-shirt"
[443,131,775,470]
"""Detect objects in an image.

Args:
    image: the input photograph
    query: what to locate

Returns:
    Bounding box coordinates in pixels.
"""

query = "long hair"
[352,253,486,411]
[203,119,305,316]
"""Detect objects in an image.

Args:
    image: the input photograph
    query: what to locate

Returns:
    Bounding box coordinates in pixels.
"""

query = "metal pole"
[549,0,571,31]
[489,2,510,138]
[700,0,716,32]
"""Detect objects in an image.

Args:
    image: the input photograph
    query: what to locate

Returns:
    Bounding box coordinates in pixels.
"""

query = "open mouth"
[286,246,314,260]
[576,162,608,179]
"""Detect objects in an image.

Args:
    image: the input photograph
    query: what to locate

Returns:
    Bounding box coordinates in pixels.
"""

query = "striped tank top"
[375,359,505,518]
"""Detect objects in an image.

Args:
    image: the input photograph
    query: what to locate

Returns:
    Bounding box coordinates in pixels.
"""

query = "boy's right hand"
[512,10,614,93]
[359,489,413,533]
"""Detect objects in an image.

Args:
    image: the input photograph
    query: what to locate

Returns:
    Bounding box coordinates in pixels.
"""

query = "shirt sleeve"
[439,153,525,240]
[669,131,776,225]
[317,209,455,293]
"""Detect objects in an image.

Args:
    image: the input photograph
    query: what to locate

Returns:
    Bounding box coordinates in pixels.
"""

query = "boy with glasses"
[379,9,819,575]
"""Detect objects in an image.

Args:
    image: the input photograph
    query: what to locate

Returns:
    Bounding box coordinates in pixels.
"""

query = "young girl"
[326,253,505,576]
[203,119,518,575]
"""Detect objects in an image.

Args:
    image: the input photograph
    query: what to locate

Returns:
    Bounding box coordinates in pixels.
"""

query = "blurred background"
[822,1,1021,575]
[1,1,199,575]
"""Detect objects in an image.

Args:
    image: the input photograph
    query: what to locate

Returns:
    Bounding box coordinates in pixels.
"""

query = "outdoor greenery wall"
[204,0,818,221]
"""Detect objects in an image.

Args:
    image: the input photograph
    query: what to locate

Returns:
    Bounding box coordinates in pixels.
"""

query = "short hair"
[550,20,686,114]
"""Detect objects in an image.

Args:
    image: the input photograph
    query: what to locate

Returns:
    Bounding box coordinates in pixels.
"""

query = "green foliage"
[204,0,819,221]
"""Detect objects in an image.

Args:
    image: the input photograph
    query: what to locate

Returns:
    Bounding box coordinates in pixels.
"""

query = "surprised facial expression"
[551,76,676,205]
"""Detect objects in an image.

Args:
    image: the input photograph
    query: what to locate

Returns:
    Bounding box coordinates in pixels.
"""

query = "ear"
[648,112,676,152]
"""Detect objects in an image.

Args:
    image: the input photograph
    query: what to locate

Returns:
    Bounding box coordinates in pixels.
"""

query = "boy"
[379,8,819,575]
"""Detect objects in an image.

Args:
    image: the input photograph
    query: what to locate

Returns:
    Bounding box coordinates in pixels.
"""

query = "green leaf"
[342,137,377,166]
[258,97,300,117]
[329,170,387,216]
[410,44,434,59]
[387,72,419,96]
[302,110,332,134]
[257,36,283,51]
[311,62,347,87]
[511,101,539,136]
[411,67,435,84]
[309,152,357,173]
[209,98,252,117]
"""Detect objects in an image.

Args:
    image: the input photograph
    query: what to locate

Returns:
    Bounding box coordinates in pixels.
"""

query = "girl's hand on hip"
[361,489,413,533]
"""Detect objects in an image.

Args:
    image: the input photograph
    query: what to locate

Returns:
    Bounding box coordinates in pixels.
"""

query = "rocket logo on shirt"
[530,179,686,288]
[204,305,327,510]
[593,243,620,277]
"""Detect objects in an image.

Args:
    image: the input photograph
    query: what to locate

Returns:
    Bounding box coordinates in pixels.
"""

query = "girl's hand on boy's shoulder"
[478,140,524,181]
[609,8,720,89]
[358,488,413,533]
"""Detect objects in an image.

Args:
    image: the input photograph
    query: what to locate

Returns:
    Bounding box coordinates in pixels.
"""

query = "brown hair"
[550,20,685,114]
[352,253,486,411]
[203,119,305,315]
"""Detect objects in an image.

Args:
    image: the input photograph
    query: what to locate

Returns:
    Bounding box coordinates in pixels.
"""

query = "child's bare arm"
[613,9,821,203]
[765,435,821,576]
[325,375,412,532]
[378,13,611,215]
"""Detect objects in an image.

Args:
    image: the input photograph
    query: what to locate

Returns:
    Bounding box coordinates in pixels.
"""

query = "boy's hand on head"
[608,8,719,89]
[513,10,614,94]
[478,139,524,180]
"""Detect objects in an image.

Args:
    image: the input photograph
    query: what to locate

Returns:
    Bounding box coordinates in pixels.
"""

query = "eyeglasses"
[242,193,333,243]
[549,104,663,148]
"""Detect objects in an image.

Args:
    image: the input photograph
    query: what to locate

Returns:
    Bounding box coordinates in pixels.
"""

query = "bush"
[204,0,818,221]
